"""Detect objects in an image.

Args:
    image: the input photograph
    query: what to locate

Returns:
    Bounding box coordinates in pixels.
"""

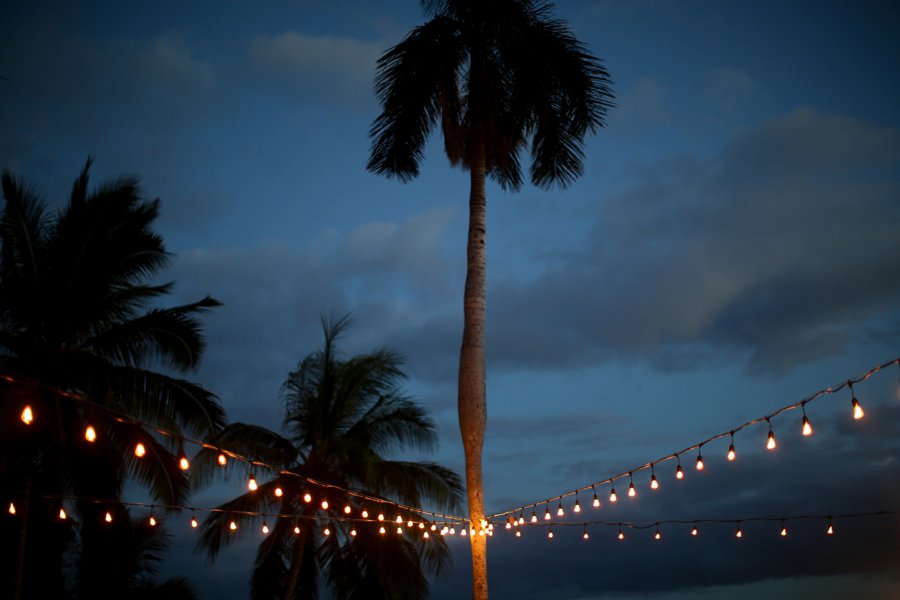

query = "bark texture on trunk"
[459,139,488,600]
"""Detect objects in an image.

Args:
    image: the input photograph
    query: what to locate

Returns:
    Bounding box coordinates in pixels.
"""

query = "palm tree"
[0,159,224,599]
[193,316,463,600]
[367,1,613,596]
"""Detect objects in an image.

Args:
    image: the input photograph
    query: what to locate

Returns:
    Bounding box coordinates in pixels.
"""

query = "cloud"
[485,108,900,374]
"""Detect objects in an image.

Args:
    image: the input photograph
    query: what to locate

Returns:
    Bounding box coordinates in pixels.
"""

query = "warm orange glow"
[547,529,554,539]
[654,530,661,540]
[767,431,777,450]
[248,475,258,491]
[695,455,704,470]
[379,525,386,534]
[396,515,403,524]
[617,530,624,540]
[592,494,600,508]
[531,511,538,523]
[361,509,369,519]
[149,515,157,527]
[274,487,283,497]
[736,528,743,538]
[85,426,97,442]
[191,516,198,528]
[377,513,385,521]
[557,505,564,516]
[650,475,659,490]
[105,511,113,523]
[217,453,227,466]
[802,416,813,436]
[423,531,430,539]
[396,526,403,535]
[419,522,426,529]
[350,528,357,537]
[344,505,352,514]
[262,522,269,534]
[320,500,329,510]
[59,508,67,520]
[609,488,617,503]
[780,526,787,537]
[582,530,589,540]
[676,465,684,479]
[323,527,330,536]
[460,528,467,537]
[407,520,414,528]
[20,406,33,425]
[573,499,581,513]
[135,443,146,458]
[852,398,864,420]
[691,527,698,536]
[8,502,15,515]
[827,524,834,535]
[294,526,301,534]
[727,445,736,461]
[544,507,551,520]
[628,483,637,497]
[179,456,190,470]
[303,492,312,503]
[515,529,521,537]
[229,520,237,531]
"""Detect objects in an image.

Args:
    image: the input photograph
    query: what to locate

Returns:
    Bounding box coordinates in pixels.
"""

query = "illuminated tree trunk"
[459,135,488,600]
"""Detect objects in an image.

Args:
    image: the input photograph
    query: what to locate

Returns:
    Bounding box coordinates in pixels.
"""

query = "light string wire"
[486,356,900,521]
[0,372,469,524]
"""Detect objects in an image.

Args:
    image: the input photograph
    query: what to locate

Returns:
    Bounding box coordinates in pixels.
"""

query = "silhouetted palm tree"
[0,159,224,599]
[194,316,462,600]
[367,1,613,596]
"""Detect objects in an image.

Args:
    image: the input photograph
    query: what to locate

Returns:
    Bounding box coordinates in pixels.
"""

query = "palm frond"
[191,423,296,488]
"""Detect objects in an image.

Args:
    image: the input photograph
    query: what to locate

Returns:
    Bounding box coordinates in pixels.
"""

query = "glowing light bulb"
[248,475,258,491]
[361,509,369,519]
[294,526,301,534]
[767,430,777,450]
[377,513,385,521]
[695,454,704,471]
[350,528,357,537]
[262,522,269,534]
[423,531,430,539]
[691,527,698,536]
[802,416,813,436]
[419,522,426,530]
[676,464,684,480]
[583,529,589,540]
[320,500,329,510]
[105,511,113,523]
[654,530,661,540]
[274,487,283,497]
[191,516,198,528]
[379,526,386,534]
[780,526,787,537]
[515,529,521,537]
[323,527,330,536]
[609,487,617,503]
[518,514,525,525]
[396,527,403,535]
[650,475,659,490]
[727,445,736,461]
[149,515,157,527]
[449,527,456,535]
[135,443,146,457]
[547,529,554,539]
[628,482,636,498]
[617,529,624,541]
[573,499,581,513]
[544,506,551,521]
[59,508,67,520]
[736,528,743,538]
[396,515,404,524]
[229,520,237,531]
[8,502,16,515]
[460,528,467,537]
[344,505,351,514]
[592,493,600,508]
[431,523,436,531]
[826,523,834,535]
[852,397,864,420]
[407,520,414,528]
[179,456,190,471]
[218,453,227,466]
[531,511,538,523]
[20,406,33,425]
[556,503,564,517]
[85,426,97,442]
[303,492,312,503]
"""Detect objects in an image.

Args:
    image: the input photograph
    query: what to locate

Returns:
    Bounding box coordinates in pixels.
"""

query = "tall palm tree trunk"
[282,530,307,600]
[458,135,488,600]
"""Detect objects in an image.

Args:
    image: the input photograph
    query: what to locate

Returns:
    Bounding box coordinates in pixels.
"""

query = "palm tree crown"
[195,316,462,600]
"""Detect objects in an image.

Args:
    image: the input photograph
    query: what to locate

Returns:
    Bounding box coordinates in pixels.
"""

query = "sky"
[2,0,900,598]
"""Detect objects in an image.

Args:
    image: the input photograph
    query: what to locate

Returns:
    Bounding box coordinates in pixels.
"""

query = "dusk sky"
[2,1,899,598]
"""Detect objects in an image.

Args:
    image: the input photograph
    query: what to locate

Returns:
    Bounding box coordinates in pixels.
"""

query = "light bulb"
[323,527,330,536]
[396,527,403,535]
[650,474,659,490]
[179,456,190,471]
[767,430,777,450]
[727,445,736,461]
[592,493,600,508]
[628,482,636,498]
[544,507,551,520]
[377,513,384,521]
[419,522,426,529]
[59,508,67,520]
[105,511,113,523]
[531,511,538,523]
[274,487,283,497]
[518,514,525,525]
[852,397,864,420]
[217,453,227,466]
[654,530,661,540]
[262,522,269,534]
[229,520,237,531]
[695,454,704,470]
[344,505,352,514]
[85,426,97,442]
[149,515,157,527]
[423,531,430,539]
[350,528,357,537]
[191,516,198,528]
[135,443,146,457]
[557,504,564,517]
[573,499,581,513]
[361,509,369,519]
[8,502,15,515]
[379,526,386,534]
[20,406,33,425]
[441,527,448,535]
[691,527,698,536]
[826,523,834,535]
[320,500,329,510]
[294,526,301,534]
[583,529,589,540]
[407,520,414,528]
[736,528,743,538]
[802,416,813,436]
[396,515,403,524]
[780,526,787,537]
[431,523,436,531]
[515,529,521,537]
[248,475,258,491]
[547,529,554,539]
[617,529,624,541]
[460,528,467,537]
[609,487,617,503]
[303,492,312,503]
[449,527,456,535]
[676,464,684,480]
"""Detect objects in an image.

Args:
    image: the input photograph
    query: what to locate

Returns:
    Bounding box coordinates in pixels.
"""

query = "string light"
[735,525,743,538]
[617,527,624,541]
[396,526,403,535]
[134,442,146,458]
[547,527,554,539]
[105,511,113,523]
[274,487,283,498]
[826,520,834,535]
[518,513,525,525]
[530,509,537,523]
[247,475,258,491]
[780,521,787,537]
[294,525,301,535]
[544,503,551,521]
[343,505,351,514]
[58,508,67,520]
[515,528,521,538]
[179,456,190,471]
[229,519,237,531]
[654,527,661,541]
[320,500,329,510]
[650,464,659,490]
[592,486,600,508]
[849,382,864,420]
[323,527,330,537]
[350,527,357,537]
[8,502,15,515]
[149,512,157,527]
[84,426,97,443]
[801,403,813,436]
[691,526,698,536]
[727,432,736,461]
[191,513,198,528]
[379,526,386,534]
[217,452,228,466]
[766,419,777,450]
[377,513,385,522]
[20,406,33,425]
[557,500,564,517]
[573,493,581,513]
[628,473,637,498]
[675,456,685,480]
[582,528,589,540]
[396,515,404,524]
[262,521,269,534]
[361,509,369,519]
[695,446,704,471]
[303,492,312,503]
[609,483,617,503]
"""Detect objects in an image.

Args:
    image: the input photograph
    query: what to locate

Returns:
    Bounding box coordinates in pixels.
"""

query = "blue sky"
[2,0,899,598]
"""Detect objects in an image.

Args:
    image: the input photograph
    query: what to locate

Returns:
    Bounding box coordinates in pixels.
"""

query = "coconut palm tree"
[367,1,613,596]
[193,316,463,600]
[0,159,224,599]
